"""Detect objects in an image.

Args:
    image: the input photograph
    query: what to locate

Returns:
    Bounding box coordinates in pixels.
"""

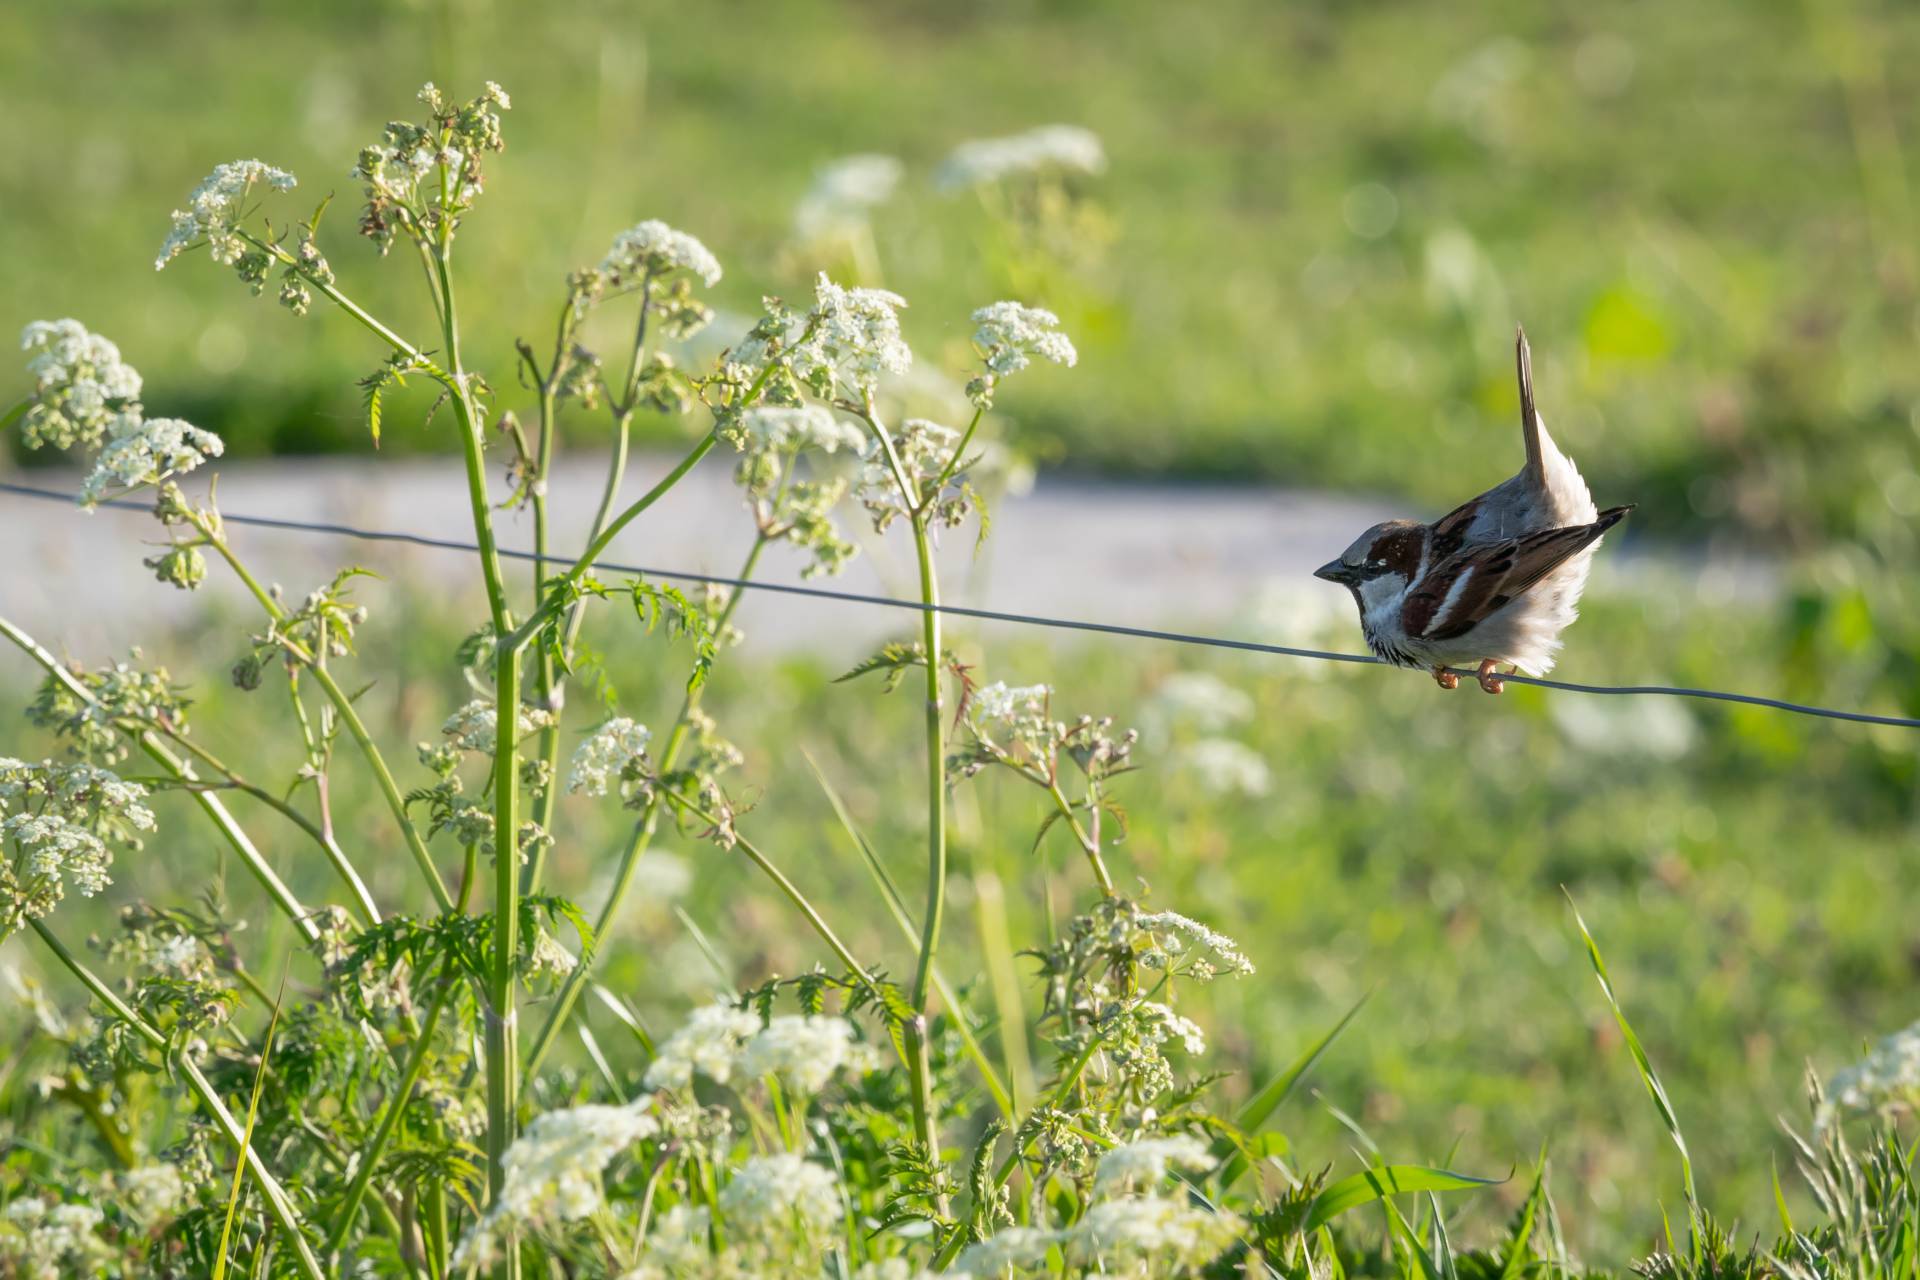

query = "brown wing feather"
[1405,506,1630,641]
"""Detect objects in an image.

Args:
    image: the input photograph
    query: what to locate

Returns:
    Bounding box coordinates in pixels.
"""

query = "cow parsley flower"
[1178,737,1272,798]
[793,153,902,241]
[113,1164,188,1227]
[442,699,554,755]
[353,82,511,253]
[1135,910,1255,979]
[1147,673,1253,735]
[155,159,296,270]
[937,124,1106,190]
[79,417,225,506]
[598,219,723,289]
[792,273,912,392]
[643,1001,761,1088]
[735,405,867,455]
[17,319,144,451]
[566,718,652,799]
[2,758,154,937]
[1140,1001,1208,1056]
[452,1100,659,1267]
[0,1199,110,1277]
[1825,1020,1920,1122]
[855,417,960,530]
[1093,1135,1213,1195]
[737,1015,874,1092]
[1065,1195,1244,1275]
[953,1225,1059,1275]
[972,301,1077,376]
[971,682,1052,731]
[718,1154,841,1244]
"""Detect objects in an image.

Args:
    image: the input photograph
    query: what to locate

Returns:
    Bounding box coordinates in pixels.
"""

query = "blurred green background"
[6,0,1920,549]
[4,0,1920,1263]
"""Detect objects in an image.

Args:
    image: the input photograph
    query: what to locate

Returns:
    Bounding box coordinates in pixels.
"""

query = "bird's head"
[1313,520,1426,603]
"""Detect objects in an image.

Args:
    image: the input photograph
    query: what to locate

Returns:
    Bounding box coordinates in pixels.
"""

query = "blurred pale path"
[0,457,1773,663]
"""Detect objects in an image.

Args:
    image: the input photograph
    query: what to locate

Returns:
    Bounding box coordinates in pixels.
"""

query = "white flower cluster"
[17,320,143,451]
[738,1014,878,1092]
[1178,738,1272,798]
[937,124,1107,190]
[442,699,555,755]
[112,1163,188,1227]
[1139,1000,1208,1056]
[1148,672,1254,735]
[0,1198,110,1277]
[953,1186,1242,1277]
[2,758,155,935]
[737,405,867,455]
[972,301,1077,376]
[79,416,225,507]
[598,219,723,289]
[855,417,958,528]
[627,1156,843,1278]
[718,1153,841,1240]
[155,159,296,270]
[566,717,653,798]
[643,1001,760,1088]
[453,1099,660,1268]
[973,679,1057,741]
[1093,1134,1213,1195]
[792,273,913,392]
[643,1005,874,1094]
[1135,910,1256,980]
[793,153,902,241]
[1825,1020,1920,1120]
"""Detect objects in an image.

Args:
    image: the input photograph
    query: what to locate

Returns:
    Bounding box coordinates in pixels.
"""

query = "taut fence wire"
[4,478,1916,731]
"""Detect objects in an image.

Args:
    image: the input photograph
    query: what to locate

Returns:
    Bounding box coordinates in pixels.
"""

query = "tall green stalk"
[903,512,948,1180]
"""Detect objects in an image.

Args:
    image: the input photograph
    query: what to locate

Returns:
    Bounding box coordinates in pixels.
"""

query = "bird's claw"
[1475,659,1505,695]
[1431,666,1459,690]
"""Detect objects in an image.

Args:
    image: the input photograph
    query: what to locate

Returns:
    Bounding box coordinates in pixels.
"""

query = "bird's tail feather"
[1516,325,1544,481]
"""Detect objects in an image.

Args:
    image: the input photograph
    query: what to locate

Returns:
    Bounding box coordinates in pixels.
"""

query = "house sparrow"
[1314,328,1631,693]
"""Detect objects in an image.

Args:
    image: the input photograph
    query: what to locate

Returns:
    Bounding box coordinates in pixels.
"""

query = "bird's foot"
[1431,666,1459,690]
[1475,659,1506,695]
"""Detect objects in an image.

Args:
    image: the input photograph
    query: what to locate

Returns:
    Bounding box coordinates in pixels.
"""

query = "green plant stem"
[519,534,769,1090]
[904,512,948,1198]
[425,223,524,1271]
[327,969,457,1257]
[159,733,380,925]
[653,789,871,980]
[195,526,452,913]
[524,301,573,896]
[27,919,326,1280]
[0,614,321,942]
[1043,780,1116,896]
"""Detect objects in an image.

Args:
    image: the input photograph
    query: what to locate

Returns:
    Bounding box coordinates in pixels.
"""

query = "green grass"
[6,0,1920,547]
[4,566,1913,1259]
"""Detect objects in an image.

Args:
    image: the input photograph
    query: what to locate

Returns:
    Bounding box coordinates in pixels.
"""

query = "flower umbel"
[155,159,296,270]
[17,319,143,451]
[79,417,224,507]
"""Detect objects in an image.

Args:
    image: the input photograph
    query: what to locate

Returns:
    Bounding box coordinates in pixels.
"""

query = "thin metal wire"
[5,478,1917,730]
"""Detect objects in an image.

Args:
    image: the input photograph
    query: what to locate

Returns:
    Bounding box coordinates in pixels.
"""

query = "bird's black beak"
[1313,559,1355,586]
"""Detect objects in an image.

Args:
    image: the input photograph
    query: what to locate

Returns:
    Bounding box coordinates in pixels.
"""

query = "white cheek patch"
[1357,574,1403,613]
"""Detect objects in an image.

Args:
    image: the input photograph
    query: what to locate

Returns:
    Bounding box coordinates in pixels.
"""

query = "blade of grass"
[801,749,1014,1121]
[1305,1165,1503,1233]
[1496,1148,1550,1280]
[1216,990,1370,1189]
[1566,893,1698,1213]
[213,959,292,1280]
